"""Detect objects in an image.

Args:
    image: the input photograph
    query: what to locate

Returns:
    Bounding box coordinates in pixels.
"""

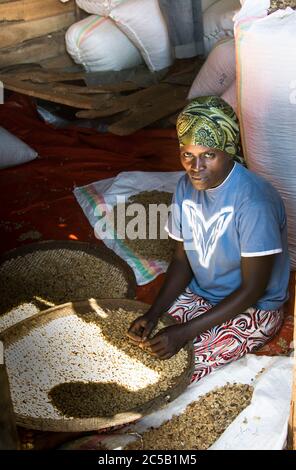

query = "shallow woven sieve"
[0,240,136,332]
[1,299,195,432]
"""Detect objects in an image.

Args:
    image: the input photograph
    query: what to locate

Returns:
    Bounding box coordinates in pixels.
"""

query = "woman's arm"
[127,240,193,342]
[146,240,193,317]
[143,254,275,358]
[183,254,275,341]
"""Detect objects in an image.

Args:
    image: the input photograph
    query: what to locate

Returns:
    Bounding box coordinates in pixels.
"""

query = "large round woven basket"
[1,299,195,433]
[0,240,136,332]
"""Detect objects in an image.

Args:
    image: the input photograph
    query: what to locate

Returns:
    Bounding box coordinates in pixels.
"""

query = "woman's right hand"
[127,241,192,346]
[127,311,159,345]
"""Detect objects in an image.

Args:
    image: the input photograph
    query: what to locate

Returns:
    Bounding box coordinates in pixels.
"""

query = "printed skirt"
[167,288,284,383]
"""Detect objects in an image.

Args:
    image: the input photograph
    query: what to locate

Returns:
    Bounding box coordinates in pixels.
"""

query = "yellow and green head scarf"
[177,96,244,164]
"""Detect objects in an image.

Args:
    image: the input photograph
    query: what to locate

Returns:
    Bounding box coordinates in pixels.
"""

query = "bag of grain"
[235,0,296,268]
[203,0,241,54]
[0,127,38,170]
[221,79,237,112]
[110,0,173,71]
[65,15,143,72]
[188,38,235,99]
[75,0,126,16]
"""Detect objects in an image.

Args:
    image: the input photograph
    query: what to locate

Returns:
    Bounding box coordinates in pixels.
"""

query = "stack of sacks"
[187,0,241,110]
[203,0,241,54]
[221,80,237,112]
[66,0,173,72]
[188,38,237,112]
[235,0,296,268]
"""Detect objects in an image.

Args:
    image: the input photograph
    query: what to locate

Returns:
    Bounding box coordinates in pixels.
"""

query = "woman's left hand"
[141,324,189,360]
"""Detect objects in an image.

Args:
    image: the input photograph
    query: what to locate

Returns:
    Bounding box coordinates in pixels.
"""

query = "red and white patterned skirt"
[167,288,284,383]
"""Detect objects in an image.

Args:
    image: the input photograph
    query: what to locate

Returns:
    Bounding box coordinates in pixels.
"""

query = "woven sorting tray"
[1,299,194,432]
[0,240,136,333]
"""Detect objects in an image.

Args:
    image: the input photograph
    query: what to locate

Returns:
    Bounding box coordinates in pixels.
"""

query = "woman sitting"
[128,96,290,382]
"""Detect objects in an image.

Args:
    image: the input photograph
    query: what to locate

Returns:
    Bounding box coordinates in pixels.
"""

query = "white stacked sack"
[0,127,38,170]
[235,0,296,269]
[110,0,173,71]
[221,79,237,112]
[65,14,143,72]
[66,0,172,72]
[203,0,241,54]
[75,0,125,16]
[188,38,236,99]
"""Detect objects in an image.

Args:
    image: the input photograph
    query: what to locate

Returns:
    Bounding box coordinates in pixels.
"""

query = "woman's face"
[180,144,234,191]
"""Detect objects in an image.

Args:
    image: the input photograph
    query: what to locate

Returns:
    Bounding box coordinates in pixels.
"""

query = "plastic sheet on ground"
[98,355,293,450]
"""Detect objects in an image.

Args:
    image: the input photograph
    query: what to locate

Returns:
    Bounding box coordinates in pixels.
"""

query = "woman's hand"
[141,324,189,360]
[127,241,193,348]
[127,311,159,344]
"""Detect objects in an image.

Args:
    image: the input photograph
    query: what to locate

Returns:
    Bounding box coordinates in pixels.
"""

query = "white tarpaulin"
[99,355,293,450]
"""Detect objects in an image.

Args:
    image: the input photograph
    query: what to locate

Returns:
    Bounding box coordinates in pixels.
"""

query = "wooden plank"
[166,57,203,77]
[163,71,200,87]
[53,83,140,94]
[1,70,143,94]
[76,84,180,119]
[0,12,75,49]
[0,32,67,67]
[52,82,142,94]
[95,82,142,93]
[52,84,112,96]
[163,59,203,87]
[0,62,42,74]
[288,272,296,449]
[1,70,87,83]
[39,53,77,70]
[108,86,188,136]
[0,0,75,22]
[0,77,109,109]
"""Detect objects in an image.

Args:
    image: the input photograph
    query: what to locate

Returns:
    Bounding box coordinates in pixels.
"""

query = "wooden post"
[287,271,296,449]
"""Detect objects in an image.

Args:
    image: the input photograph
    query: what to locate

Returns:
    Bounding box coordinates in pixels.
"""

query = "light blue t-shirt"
[165,163,290,310]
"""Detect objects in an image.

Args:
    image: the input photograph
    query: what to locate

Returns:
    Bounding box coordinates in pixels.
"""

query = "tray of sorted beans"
[113,191,175,264]
[0,299,194,432]
[0,240,136,333]
[123,384,253,450]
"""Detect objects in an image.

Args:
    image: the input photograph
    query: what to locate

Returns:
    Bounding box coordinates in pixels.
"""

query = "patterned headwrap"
[177,96,244,164]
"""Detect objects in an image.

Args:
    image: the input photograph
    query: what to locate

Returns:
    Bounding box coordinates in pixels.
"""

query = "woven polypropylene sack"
[203,0,241,54]
[75,0,125,16]
[235,0,296,268]
[0,127,38,169]
[221,80,237,112]
[65,15,143,72]
[188,38,235,99]
[110,0,173,71]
